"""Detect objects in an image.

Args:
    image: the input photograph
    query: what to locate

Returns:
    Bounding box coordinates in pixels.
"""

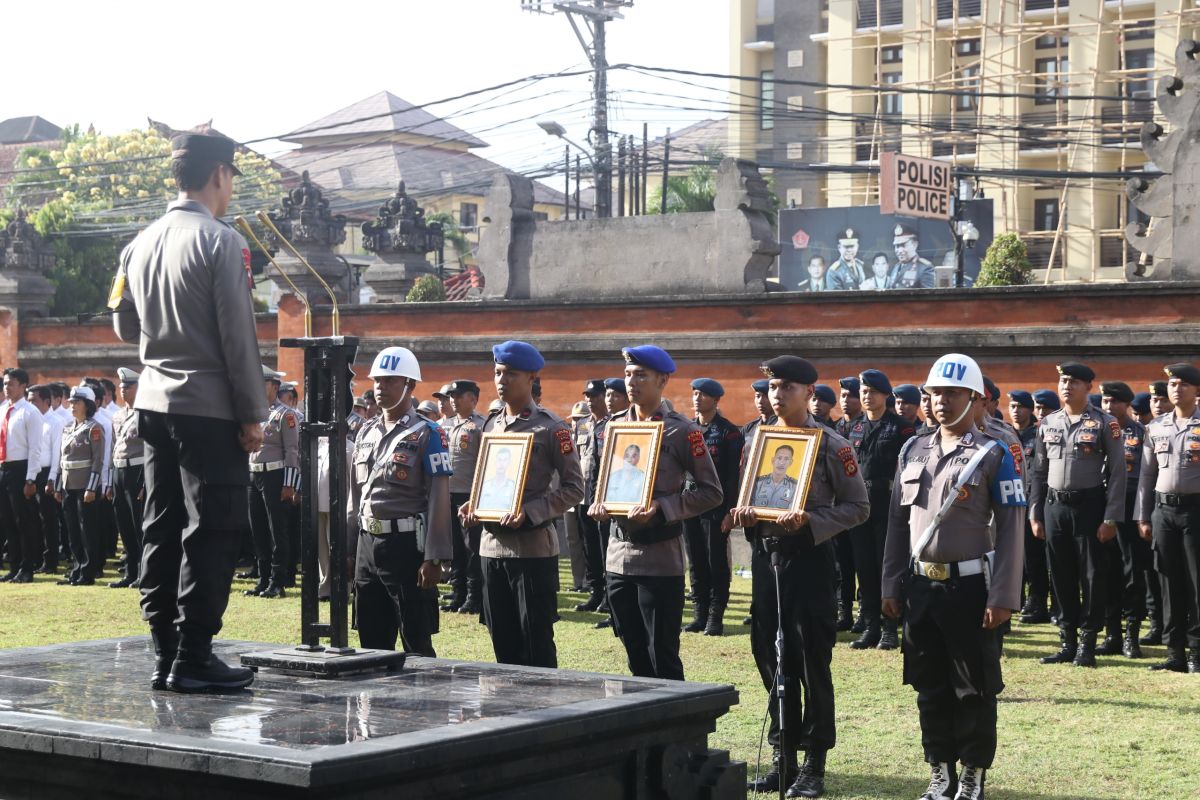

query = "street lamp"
[538,120,604,216]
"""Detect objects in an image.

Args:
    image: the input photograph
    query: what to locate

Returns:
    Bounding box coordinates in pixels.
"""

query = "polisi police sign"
[880,152,952,221]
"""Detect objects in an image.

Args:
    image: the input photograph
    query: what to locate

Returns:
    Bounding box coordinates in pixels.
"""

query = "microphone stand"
[771,545,787,800]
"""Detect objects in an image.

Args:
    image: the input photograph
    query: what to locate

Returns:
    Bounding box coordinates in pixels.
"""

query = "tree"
[406,274,447,302]
[3,127,281,315]
[975,233,1033,287]
[424,211,471,268]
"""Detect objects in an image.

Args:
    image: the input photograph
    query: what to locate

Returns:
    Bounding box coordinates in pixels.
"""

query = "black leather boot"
[877,617,899,650]
[836,604,853,631]
[704,603,725,636]
[1040,628,1077,664]
[1123,620,1143,659]
[1188,647,1200,674]
[1149,647,1187,673]
[574,592,603,613]
[747,746,797,793]
[1095,623,1123,655]
[851,609,867,634]
[150,627,178,691]
[683,601,709,633]
[1073,631,1097,667]
[850,623,881,650]
[786,749,826,798]
[1140,619,1163,646]
[167,629,254,693]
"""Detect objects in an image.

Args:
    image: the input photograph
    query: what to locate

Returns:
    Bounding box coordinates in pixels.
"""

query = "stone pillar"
[263,171,352,305]
[360,182,444,302]
[0,209,56,317]
[0,307,18,368]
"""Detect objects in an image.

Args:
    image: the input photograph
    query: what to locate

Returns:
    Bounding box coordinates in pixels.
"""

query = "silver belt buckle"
[923,561,949,581]
[367,518,383,535]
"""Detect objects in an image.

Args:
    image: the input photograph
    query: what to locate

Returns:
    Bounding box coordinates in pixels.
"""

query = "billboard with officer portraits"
[778,200,993,293]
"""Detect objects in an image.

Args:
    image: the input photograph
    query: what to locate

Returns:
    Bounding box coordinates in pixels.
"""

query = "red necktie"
[0,405,11,463]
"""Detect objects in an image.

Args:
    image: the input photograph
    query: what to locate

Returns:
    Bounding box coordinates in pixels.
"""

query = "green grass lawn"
[2,560,1197,800]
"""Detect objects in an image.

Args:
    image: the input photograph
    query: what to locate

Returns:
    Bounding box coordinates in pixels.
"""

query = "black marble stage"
[0,638,744,799]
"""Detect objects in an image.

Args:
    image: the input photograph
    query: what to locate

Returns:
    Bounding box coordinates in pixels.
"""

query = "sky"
[5,0,733,176]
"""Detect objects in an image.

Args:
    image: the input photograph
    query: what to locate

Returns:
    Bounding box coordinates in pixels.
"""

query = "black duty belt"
[1048,486,1105,505]
[1156,492,1200,509]
[612,522,682,546]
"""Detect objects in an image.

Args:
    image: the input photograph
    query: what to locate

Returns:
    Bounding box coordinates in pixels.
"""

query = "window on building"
[1034,198,1060,231]
[1034,31,1068,49]
[1124,19,1154,42]
[882,71,903,115]
[532,211,549,222]
[956,64,980,111]
[460,202,478,229]
[880,45,903,64]
[761,70,775,130]
[955,38,980,57]
[1124,49,1155,99]
[1034,56,1068,104]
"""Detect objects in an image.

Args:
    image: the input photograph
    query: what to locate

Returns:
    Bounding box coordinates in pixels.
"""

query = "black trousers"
[62,489,101,581]
[34,466,60,569]
[113,465,145,581]
[607,571,685,680]
[354,529,435,655]
[446,491,471,604]
[481,555,558,668]
[750,539,838,752]
[904,573,1005,769]
[99,494,118,558]
[451,492,483,603]
[575,505,607,596]
[849,484,890,624]
[684,516,731,609]
[834,532,856,613]
[248,468,290,586]
[0,461,40,572]
[139,411,248,640]
[1045,492,1108,634]
[1023,519,1050,606]
[1151,504,1200,649]
[1105,513,1148,627]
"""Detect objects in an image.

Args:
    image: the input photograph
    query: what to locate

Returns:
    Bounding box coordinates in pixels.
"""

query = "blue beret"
[1132,392,1151,414]
[859,369,892,395]
[813,384,837,405]
[1007,390,1034,409]
[492,340,544,372]
[1087,393,1102,408]
[838,376,860,393]
[622,345,676,374]
[691,377,724,398]
[604,377,627,395]
[1032,389,1061,410]
[752,379,770,394]
[893,384,921,405]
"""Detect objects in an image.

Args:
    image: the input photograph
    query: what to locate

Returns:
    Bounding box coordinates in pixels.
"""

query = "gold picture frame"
[594,421,664,516]
[468,433,534,522]
[736,425,824,521]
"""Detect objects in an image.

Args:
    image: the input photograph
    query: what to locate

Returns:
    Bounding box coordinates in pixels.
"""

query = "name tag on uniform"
[1043,430,1063,444]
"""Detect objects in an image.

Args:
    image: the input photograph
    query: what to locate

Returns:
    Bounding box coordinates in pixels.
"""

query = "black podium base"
[240,645,407,678]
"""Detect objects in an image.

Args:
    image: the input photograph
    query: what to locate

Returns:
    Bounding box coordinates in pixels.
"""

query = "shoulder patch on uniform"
[1108,420,1121,440]
[437,426,449,449]
[554,428,573,455]
[90,426,102,442]
[837,446,858,477]
[285,412,296,429]
[688,429,706,458]
[1008,442,1023,475]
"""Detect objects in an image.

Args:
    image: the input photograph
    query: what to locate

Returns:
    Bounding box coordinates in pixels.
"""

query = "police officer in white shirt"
[27,384,66,575]
[0,368,45,583]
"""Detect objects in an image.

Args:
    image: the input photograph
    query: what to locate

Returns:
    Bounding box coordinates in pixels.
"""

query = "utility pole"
[523,0,632,219]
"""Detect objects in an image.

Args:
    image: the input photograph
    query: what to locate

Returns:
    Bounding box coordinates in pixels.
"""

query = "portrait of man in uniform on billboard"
[860,252,892,291]
[825,228,866,291]
[797,254,827,292]
[888,223,936,288]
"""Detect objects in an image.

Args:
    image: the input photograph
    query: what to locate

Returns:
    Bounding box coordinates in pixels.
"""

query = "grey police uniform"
[604,402,722,680]
[574,412,609,599]
[825,257,865,291]
[883,424,1025,770]
[247,401,300,590]
[446,411,486,609]
[348,412,454,655]
[1135,408,1200,655]
[479,401,585,668]
[346,410,368,442]
[111,405,146,583]
[58,419,105,584]
[1104,416,1149,642]
[113,197,266,645]
[1029,404,1126,637]
[1015,421,1050,617]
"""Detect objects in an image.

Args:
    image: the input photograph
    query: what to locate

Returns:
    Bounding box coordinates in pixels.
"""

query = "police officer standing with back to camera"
[573,379,609,614]
[444,379,486,615]
[244,365,300,599]
[684,378,744,636]
[1136,363,1200,673]
[1008,390,1050,624]
[1029,362,1125,668]
[112,132,263,692]
[589,346,722,680]
[107,368,145,589]
[348,347,453,656]
[882,353,1025,800]
[460,341,584,668]
[731,356,869,799]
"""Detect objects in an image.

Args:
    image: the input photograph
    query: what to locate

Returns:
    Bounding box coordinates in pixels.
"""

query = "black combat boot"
[954,765,985,800]
[850,623,881,650]
[919,761,958,799]
[786,749,826,798]
[1095,623,1123,656]
[167,629,254,693]
[836,604,853,632]
[1040,628,1077,664]
[1140,619,1163,646]
[704,603,725,636]
[851,608,867,634]
[1188,647,1200,674]
[1149,647,1187,673]
[683,601,709,634]
[877,617,900,650]
[150,627,178,691]
[1123,620,1143,659]
[1073,631,1097,667]
[574,592,603,613]
[746,746,798,793]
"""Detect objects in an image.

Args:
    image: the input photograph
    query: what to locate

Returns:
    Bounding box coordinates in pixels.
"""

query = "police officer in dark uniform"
[112,132,261,692]
[810,384,838,432]
[348,347,453,656]
[834,376,864,631]
[684,378,744,635]
[108,367,145,589]
[444,380,486,614]
[1030,363,1126,668]
[1136,363,1200,673]
[917,389,938,436]
[1009,390,1050,624]
[1032,388,1060,424]
[743,378,777,443]
[894,384,922,427]
[573,379,609,612]
[847,368,916,649]
[460,341,584,667]
[834,377,863,438]
[244,365,300,599]
[733,356,869,798]
[1132,392,1153,427]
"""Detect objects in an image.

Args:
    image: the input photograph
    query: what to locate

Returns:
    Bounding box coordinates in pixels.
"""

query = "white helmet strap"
[381,381,412,414]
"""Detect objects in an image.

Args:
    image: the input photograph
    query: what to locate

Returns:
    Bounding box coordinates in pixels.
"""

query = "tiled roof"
[0,116,63,145]
[444,264,484,301]
[281,91,488,149]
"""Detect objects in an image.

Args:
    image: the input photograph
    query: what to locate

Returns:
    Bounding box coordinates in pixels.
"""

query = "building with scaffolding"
[730,0,1200,281]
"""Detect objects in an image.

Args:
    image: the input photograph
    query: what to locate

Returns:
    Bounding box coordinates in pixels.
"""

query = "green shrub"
[406,274,446,302]
[975,232,1033,286]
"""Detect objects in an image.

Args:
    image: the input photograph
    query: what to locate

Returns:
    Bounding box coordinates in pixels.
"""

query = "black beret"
[604,377,627,395]
[1149,380,1169,397]
[752,379,770,394]
[761,356,818,385]
[982,376,1000,402]
[1032,389,1060,410]
[859,369,892,395]
[1087,393,1102,408]
[1100,381,1134,403]
[691,378,725,398]
[893,384,921,405]
[1007,390,1034,409]
[1164,362,1200,387]
[448,380,479,395]
[1056,362,1095,382]
[170,133,242,175]
[583,379,606,396]
[838,376,860,393]
[1132,392,1151,414]
[813,384,837,405]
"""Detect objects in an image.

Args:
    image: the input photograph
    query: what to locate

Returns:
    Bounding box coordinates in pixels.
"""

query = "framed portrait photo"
[736,425,824,522]
[595,421,663,515]
[469,433,534,522]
